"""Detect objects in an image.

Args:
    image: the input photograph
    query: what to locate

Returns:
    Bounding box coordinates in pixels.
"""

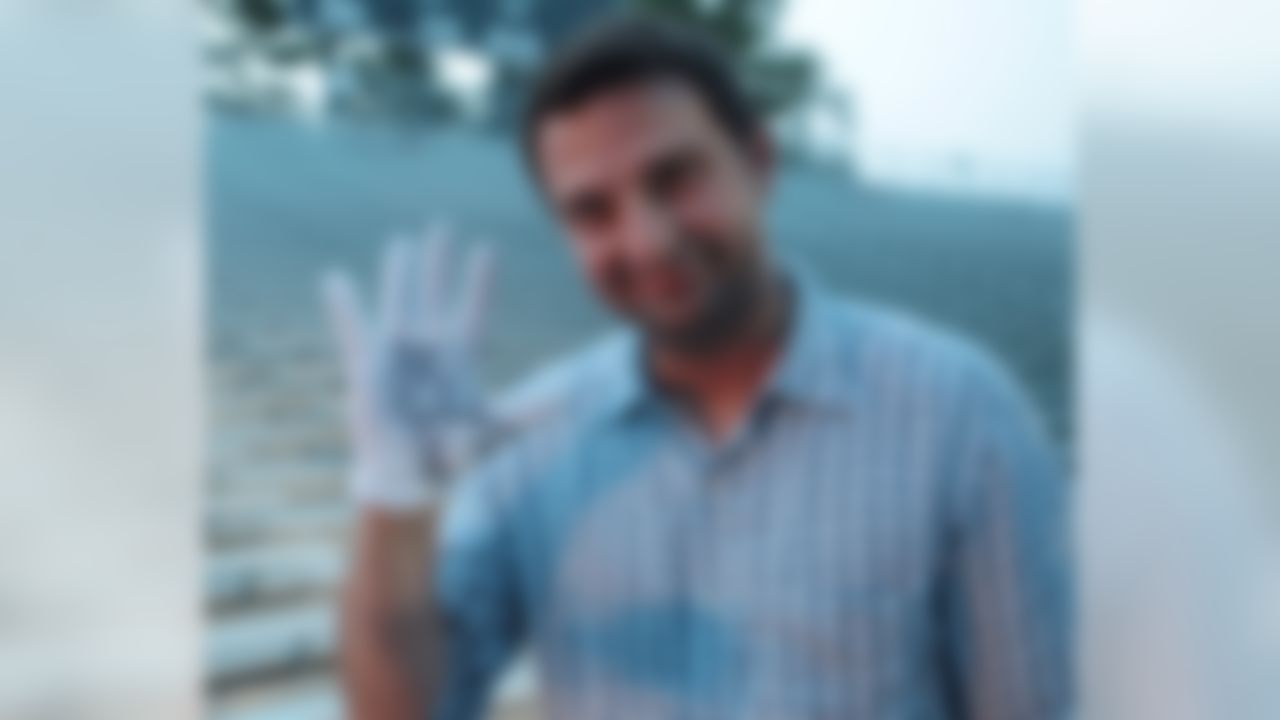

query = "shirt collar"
[762,265,854,413]
[598,330,648,420]
[600,265,852,421]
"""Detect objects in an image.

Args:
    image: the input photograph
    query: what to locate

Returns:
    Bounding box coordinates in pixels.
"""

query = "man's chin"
[640,311,735,353]
[626,280,758,351]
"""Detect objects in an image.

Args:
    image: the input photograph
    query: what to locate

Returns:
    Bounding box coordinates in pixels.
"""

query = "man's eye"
[650,155,700,198]
[568,195,613,230]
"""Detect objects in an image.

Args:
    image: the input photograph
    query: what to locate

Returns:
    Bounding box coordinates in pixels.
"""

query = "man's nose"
[617,196,679,261]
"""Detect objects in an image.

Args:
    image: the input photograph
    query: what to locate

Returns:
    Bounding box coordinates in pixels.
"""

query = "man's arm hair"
[337,340,587,719]
[340,508,445,720]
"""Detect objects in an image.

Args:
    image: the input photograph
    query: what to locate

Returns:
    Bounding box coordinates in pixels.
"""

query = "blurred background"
[7,0,1280,718]
[201,1,1071,718]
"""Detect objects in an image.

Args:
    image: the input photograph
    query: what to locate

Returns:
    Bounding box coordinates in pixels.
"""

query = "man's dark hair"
[519,13,762,181]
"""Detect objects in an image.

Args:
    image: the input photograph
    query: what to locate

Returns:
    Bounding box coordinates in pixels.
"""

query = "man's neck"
[648,273,793,443]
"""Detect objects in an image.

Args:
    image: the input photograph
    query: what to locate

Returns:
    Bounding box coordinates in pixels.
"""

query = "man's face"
[536,78,772,347]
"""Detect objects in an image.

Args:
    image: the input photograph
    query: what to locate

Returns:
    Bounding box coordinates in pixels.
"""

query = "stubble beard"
[646,260,784,357]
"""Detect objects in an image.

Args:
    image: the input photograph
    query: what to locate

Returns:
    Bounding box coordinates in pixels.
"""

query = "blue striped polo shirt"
[434,270,1072,720]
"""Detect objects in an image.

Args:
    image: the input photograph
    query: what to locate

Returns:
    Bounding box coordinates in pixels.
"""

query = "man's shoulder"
[821,294,1025,403]
[820,295,1056,471]
[492,329,633,429]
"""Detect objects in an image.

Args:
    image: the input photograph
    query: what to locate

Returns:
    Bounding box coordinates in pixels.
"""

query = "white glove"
[321,225,496,510]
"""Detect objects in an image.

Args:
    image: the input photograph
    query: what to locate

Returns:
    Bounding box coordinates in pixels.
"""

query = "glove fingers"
[377,236,417,339]
[454,243,495,349]
[319,268,369,388]
[419,221,451,339]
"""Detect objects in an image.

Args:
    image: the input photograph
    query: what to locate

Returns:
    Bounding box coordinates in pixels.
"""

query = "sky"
[777,0,1073,201]
[415,0,1076,202]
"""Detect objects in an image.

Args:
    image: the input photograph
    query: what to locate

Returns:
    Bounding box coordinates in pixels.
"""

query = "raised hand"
[322,223,496,509]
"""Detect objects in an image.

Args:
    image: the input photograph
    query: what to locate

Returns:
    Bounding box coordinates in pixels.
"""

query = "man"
[327,14,1071,720]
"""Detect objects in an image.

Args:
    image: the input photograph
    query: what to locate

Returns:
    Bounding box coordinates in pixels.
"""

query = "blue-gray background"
[209,118,1072,431]
[204,2,1071,718]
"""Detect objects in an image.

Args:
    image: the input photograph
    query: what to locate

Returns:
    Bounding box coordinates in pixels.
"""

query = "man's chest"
[515,410,949,712]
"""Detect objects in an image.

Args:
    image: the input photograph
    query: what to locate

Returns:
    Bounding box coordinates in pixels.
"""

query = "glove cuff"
[349,453,442,510]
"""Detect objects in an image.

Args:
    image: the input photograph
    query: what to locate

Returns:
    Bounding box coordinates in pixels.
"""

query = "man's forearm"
[341,507,445,720]
[324,235,506,719]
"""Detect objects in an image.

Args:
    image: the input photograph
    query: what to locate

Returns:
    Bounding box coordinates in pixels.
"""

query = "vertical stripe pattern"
[433,274,1072,720]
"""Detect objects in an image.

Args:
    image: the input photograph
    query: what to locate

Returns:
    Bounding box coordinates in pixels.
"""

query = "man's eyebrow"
[644,140,705,169]
[653,145,702,170]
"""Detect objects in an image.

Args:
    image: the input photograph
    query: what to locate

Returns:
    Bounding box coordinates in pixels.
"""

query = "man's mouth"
[637,264,700,304]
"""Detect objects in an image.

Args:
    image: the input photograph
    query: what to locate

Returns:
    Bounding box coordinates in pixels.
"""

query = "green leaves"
[631,0,817,117]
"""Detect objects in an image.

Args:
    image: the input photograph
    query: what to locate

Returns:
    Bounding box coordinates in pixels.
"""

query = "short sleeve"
[941,350,1074,719]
